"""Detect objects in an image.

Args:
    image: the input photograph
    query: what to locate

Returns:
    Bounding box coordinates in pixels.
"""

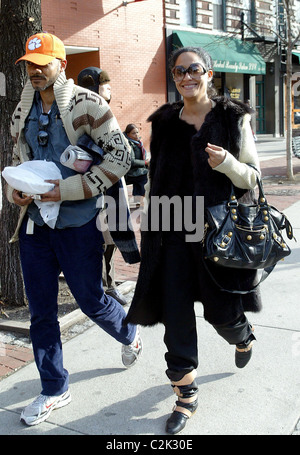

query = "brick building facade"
[40,0,300,140]
[41,0,167,148]
[164,0,300,137]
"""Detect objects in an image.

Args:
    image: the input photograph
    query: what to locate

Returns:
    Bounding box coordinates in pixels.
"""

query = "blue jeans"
[19,216,136,396]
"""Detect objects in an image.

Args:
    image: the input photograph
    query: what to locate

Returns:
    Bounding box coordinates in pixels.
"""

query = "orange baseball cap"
[15,32,66,65]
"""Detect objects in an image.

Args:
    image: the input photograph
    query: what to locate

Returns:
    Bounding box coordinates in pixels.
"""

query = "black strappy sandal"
[165,380,198,434]
[165,397,198,434]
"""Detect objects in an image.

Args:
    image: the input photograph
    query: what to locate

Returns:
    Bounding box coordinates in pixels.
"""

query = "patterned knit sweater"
[7,72,131,242]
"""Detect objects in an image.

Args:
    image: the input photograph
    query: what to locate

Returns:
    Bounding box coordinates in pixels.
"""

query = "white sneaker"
[121,326,143,368]
[20,389,71,426]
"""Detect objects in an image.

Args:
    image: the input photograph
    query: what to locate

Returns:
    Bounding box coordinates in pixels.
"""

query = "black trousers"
[160,232,254,374]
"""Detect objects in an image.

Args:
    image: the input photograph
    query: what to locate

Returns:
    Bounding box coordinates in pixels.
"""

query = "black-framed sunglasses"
[172,63,207,82]
[37,113,50,146]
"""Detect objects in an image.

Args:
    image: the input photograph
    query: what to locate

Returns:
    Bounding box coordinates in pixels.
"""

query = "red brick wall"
[41,0,167,149]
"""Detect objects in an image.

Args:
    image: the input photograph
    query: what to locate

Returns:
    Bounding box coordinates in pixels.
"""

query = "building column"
[249,75,256,134]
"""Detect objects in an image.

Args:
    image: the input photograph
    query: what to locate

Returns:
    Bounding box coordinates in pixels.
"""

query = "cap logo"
[28,38,42,51]
[15,33,66,65]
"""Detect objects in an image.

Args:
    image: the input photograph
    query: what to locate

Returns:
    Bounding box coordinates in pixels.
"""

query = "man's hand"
[205,143,227,168]
[12,190,34,207]
[40,180,61,202]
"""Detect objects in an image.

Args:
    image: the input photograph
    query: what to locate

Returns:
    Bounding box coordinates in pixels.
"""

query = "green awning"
[173,31,266,75]
[292,50,300,63]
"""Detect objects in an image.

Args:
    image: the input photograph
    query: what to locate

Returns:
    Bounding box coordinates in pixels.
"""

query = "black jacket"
[125,97,262,327]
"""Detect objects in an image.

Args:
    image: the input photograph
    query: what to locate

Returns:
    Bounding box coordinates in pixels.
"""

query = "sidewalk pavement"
[0,135,300,436]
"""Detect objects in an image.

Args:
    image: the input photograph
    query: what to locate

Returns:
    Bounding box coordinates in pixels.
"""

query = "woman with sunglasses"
[125,46,262,434]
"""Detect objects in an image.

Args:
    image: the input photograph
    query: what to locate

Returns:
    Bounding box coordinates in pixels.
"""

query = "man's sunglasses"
[172,63,207,82]
[37,113,50,146]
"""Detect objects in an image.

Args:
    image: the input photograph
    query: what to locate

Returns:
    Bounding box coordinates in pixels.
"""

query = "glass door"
[256,77,266,133]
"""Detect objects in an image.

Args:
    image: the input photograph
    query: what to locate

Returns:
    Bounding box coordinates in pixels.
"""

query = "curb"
[0,281,136,381]
[0,281,136,337]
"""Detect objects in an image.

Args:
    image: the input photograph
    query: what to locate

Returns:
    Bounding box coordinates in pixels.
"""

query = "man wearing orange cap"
[6,33,142,426]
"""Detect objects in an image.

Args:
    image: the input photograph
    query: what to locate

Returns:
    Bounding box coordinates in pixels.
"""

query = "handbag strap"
[249,166,295,240]
[230,167,294,240]
[201,254,276,294]
[230,164,267,208]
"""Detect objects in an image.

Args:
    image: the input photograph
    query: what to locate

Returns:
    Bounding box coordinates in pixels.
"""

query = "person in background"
[98,71,111,103]
[124,123,149,206]
[7,33,142,427]
[77,67,127,306]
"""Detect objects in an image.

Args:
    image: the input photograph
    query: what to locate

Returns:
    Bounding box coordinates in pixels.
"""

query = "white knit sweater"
[212,113,260,189]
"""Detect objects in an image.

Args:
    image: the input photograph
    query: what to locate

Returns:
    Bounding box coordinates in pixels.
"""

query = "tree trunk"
[0,0,42,306]
[285,2,295,180]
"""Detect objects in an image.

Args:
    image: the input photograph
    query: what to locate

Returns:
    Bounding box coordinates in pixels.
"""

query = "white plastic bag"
[34,199,61,229]
[2,160,62,228]
[2,160,61,194]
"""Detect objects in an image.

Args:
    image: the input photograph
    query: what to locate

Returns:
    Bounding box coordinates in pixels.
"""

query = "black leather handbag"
[203,176,294,292]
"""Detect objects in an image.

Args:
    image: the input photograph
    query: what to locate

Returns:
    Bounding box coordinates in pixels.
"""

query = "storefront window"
[294,112,300,125]
[225,73,244,102]
[213,72,223,96]
[292,75,300,128]
[294,95,300,110]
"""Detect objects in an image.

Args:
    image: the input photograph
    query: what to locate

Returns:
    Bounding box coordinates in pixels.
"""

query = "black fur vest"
[148,96,253,206]
[125,97,261,327]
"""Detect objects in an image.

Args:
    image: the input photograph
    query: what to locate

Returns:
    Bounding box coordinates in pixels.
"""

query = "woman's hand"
[205,143,227,168]
[12,189,34,207]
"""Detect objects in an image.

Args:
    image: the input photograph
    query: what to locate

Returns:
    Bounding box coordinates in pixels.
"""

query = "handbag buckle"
[219,232,233,248]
